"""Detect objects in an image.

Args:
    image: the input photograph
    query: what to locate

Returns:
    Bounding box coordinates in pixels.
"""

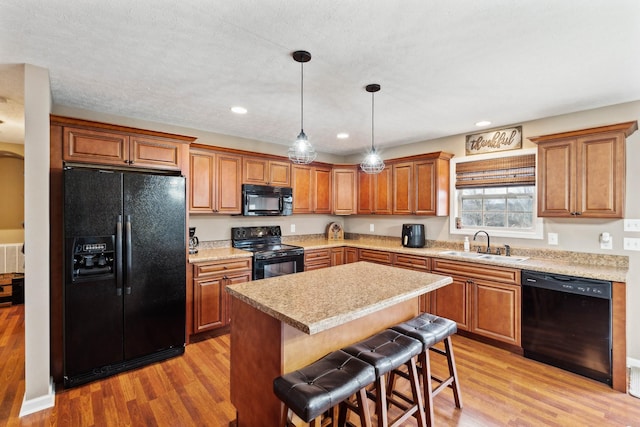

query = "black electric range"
[231,226,304,280]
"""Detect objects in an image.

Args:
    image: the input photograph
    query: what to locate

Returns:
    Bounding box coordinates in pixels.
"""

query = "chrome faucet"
[473,230,491,253]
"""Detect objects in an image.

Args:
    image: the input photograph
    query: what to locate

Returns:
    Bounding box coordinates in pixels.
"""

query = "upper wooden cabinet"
[333,166,358,215]
[189,147,242,214]
[530,121,637,218]
[53,116,194,171]
[292,164,332,214]
[242,157,291,186]
[358,167,392,215]
[392,152,453,216]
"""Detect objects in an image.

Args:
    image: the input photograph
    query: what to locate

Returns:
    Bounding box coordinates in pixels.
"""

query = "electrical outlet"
[624,237,640,251]
[290,224,296,233]
[369,223,375,232]
[600,234,613,250]
[548,232,558,245]
[624,219,640,232]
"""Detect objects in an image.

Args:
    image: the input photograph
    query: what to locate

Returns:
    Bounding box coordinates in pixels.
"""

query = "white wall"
[21,64,54,415]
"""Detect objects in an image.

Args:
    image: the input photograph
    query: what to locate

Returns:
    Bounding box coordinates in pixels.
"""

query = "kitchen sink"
[438,250,528,263]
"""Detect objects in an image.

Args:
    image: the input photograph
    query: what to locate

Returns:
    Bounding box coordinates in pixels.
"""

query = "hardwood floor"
[3,303,640,426]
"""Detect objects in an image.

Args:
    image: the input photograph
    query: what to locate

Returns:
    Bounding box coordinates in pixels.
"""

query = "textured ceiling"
[1,1,640,155]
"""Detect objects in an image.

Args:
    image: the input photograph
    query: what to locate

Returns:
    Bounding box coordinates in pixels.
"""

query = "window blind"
[455,154,535,189]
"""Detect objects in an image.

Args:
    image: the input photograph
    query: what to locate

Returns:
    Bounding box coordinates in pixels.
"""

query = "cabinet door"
[292,165,313,213]
[305,248,331,271]
[357,172,374,214]
[333,168,357,215]
[190,150,216,213]
[269,161,291,186]
[577,133,625,217]
[217,153,243,214]
[63,127,128,166]
[313,166,332,214]
[330,247,344,266]
[130,136,182,170]
[537,139,575,217]
[431,276,469,331]
[224,272,252,325]
[393,161,413,214]
[471,280,520,345]
[374,168,393,214]
[242,157,269,184]
[194,277,225,332]
[413,159,440,215]
[345,247,359,264]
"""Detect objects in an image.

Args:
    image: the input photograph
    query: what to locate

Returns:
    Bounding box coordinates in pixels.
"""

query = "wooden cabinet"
[392,152,452,215]
[358,168,393,215]
[333,166,357,215]
[304,248,332,271]
[330,247,344,266]
[358,249,393,265]
[292,164,332,214]
[62,125,190,171]
[345,247,359,264]
[189,148,242,214]
[431,258,520,345]
[392,253,431,312]
[530,122,637,218]
[192,258,252,333]
[242,157,291,186]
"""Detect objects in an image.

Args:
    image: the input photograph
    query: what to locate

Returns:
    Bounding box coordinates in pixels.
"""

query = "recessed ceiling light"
[231,106,247,114]
[337,133,349,139]
[475,120,491,127]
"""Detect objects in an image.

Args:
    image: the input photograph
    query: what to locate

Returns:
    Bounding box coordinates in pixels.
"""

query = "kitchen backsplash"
[0,244,25,274]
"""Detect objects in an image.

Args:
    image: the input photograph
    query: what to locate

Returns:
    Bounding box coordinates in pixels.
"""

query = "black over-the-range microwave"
[242,184,293,216]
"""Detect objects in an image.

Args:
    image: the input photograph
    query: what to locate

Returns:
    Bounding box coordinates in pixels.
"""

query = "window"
[450,148,543,239]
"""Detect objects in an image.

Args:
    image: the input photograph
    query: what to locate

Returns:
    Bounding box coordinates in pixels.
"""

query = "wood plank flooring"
[3,303,640,426]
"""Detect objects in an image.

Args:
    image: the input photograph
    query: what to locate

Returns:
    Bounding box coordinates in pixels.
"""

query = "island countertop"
[226,261,452,335]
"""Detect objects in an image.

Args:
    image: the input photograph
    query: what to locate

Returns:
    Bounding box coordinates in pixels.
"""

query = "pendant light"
[360,83,385,174]
[288,50,317,164]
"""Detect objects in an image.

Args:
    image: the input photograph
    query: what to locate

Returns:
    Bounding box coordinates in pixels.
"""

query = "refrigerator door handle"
[125,215,132,295]
[116,215,123,296]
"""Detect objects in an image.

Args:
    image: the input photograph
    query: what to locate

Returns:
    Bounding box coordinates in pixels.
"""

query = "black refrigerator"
[63,167,186,387]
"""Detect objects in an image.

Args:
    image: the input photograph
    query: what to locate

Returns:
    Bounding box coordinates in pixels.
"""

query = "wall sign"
[465,126,522,155]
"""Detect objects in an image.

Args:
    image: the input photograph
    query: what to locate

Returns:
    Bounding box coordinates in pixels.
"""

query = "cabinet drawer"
[304,248,331,261]
[0,284,12,298]
[432,258,520,285]
[359,249,393,265]
[393,254,430,271]
[194,258,252,278]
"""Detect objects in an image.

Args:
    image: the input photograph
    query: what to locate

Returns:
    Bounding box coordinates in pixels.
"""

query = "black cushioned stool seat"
[390,313,462,427]
[342,329,426,427]
[273,349,376,427]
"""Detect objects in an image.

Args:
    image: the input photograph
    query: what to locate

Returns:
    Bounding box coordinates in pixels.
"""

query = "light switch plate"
[624,219,640,232]
[290,224,296,233]
[624,237,640,251]
[369,224,375,232]
[548,233,558,245]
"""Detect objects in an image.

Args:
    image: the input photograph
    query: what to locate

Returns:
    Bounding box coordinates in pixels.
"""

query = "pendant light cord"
[300,61,304,131]
[371,90,375,151]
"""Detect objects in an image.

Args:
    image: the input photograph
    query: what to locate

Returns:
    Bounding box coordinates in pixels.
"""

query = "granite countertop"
[292,239,629,282]
[188,247,253,263]
[226,261,452,335]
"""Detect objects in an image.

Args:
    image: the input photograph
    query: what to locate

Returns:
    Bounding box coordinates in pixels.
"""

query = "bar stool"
[273,349,376,427]
[342,329,426,427]
[390,313,462,426]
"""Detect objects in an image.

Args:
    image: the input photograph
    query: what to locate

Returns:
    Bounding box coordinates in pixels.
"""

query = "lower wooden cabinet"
[304,248,332,271]
[192,258,252,333]
[358,249,393,265]
[391,253,431,312]
[345,247,359,264]
[431,258,521,346]
[330,247,344,266]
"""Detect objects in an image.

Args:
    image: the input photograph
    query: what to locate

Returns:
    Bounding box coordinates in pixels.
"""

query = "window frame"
[449,148,544,240]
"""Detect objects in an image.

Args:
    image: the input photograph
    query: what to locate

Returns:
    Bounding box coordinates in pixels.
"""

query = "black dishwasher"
[521,270,612,385]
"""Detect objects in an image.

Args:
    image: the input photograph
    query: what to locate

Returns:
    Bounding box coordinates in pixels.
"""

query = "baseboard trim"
[628,357,640,369]
[19,377,55,417]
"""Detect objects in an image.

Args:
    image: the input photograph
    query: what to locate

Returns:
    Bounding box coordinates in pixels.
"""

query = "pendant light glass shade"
[360,83,385,174]
[289,50,317,164]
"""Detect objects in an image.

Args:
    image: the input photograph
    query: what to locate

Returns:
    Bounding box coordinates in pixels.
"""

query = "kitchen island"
[225,261,452,426]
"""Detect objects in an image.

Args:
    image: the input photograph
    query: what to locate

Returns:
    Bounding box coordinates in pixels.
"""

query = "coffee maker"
[189,227,199,254]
